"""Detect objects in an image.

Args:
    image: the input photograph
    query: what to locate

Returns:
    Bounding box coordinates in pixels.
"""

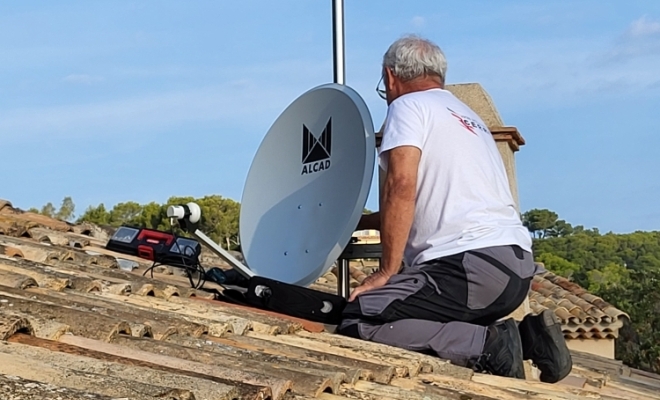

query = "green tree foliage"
[29,197,76,222]
[40,202,56,218]
[586,262,631,293]
[598,268,660,372]
[535,253,581,279]
[77,203,111,226]
[522,209,560,238]
[528,209,660,373]
[546,219,574,238]
[133,201,166,230]
[108,201,143,226]
[55,196,75,221]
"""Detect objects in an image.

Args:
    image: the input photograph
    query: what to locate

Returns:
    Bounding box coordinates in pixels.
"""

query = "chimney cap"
[491,126,525,151]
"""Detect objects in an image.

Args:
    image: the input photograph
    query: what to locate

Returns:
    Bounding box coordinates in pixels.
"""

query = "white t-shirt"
[379,88,532,267]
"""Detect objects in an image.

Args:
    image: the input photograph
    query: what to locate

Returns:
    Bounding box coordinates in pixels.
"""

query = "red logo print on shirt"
[447,108,489,136]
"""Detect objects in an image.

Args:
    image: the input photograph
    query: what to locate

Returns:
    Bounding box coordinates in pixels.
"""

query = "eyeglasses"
[376,76,386,100]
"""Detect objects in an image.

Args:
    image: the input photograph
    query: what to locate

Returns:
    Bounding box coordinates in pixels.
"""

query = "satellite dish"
[239,83,375,286]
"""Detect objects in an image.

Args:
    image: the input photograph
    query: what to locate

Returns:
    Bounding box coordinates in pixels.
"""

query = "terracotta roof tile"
[531,270,629,339]
[0,201,74,232]
[0,209,655,399]
[0,199,13,213]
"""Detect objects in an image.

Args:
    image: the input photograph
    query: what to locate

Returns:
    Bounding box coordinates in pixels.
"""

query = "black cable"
[143,261,161,279]
[178,243,206,289]
[170,225,195,288]
[139,227,207,290]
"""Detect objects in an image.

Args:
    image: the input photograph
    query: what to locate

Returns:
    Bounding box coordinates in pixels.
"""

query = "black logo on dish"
[301,118,331,175]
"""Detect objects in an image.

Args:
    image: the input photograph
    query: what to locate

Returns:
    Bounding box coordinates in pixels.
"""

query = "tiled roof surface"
[0,199,656,400]
[531,270,629,339]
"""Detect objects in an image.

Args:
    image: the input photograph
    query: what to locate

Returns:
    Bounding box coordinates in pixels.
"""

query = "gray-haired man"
[338,35,571,382]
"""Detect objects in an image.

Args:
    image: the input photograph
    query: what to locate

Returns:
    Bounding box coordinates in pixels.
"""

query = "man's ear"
[385,67,396,91]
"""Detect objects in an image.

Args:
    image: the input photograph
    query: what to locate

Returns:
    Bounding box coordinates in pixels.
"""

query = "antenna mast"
[332,0,345,85]
[332,0,351,297]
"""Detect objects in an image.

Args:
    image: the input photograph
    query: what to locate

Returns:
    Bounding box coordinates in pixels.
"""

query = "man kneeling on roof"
[338,35,572,383]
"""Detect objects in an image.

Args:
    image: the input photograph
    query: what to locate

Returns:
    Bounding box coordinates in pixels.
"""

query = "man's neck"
[397,77,444,98]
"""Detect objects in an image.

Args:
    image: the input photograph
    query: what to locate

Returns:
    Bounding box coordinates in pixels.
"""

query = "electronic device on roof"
[106,226,201,264]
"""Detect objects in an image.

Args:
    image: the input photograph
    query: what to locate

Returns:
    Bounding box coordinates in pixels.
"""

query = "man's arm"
[379,146,420,277]
[349,145,420,300]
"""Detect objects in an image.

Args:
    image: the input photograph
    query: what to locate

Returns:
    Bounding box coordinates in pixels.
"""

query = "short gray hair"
[382,35,447,82]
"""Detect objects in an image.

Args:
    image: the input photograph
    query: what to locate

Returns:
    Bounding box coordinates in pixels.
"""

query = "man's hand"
[348,270,391,302]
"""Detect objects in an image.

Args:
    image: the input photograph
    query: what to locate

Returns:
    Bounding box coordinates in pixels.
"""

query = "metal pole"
[337,259,350,299]
[332,0,345,85]
[192,229,254,279]
[332,0,349,298]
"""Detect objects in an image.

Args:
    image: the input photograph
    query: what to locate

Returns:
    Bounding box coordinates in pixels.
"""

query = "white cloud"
[411,16,426,29]
[63,74,104,84]
[596,16,660,63]
[626,15,660,38]
[446,32,660,115]
[443,15,660,113]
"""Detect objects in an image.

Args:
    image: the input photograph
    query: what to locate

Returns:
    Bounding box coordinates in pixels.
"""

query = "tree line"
[29,195,241,250]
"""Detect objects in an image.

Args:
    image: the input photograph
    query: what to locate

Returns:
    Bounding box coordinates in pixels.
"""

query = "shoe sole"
[521,309,572,383]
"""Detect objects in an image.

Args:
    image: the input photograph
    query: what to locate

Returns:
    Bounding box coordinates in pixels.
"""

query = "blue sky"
[1,1,659,233]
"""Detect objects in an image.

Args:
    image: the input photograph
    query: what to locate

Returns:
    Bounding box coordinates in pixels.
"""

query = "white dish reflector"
[239,83,375,286]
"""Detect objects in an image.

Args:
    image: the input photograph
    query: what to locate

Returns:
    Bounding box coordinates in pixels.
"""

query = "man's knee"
[341,268,430,323]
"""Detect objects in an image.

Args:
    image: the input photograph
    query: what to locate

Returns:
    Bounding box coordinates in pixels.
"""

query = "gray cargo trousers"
[338,245,536,367]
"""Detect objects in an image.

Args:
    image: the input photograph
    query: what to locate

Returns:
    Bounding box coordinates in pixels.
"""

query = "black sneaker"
[519,309,572,383]
[471,318,525,379]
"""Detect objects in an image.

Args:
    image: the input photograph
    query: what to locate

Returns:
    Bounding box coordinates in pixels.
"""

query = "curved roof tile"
[531,269,629,339]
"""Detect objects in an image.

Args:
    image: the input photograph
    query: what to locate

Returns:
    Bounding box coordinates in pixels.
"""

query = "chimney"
[490,126,525,211]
